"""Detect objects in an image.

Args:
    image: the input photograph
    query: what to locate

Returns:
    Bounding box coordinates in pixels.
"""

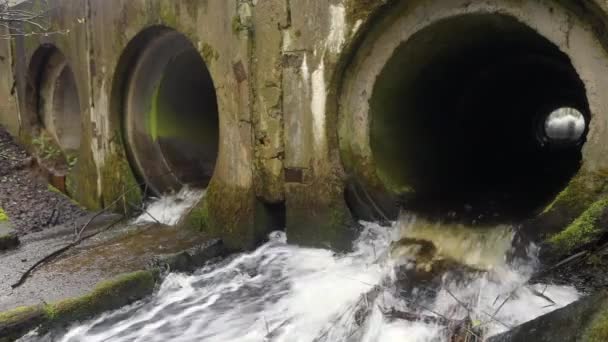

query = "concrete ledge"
[0,235,228,341]
[0,270,155,342]
[0,217,229,341]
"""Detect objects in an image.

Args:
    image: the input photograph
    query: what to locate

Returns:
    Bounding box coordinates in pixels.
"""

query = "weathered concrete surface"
[2,0,608,251]
[0,213,214,312]
[0,28,18,136]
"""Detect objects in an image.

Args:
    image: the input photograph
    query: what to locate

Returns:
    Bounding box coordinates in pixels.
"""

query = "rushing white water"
[133,187,205,226]
[29,217,579,342]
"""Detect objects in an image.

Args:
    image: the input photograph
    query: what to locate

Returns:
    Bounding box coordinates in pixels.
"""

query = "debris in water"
[31,217,578,342]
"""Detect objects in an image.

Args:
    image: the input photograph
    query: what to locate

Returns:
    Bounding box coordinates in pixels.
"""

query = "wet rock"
[489,291,608,342]
[0,222,19,251]
[390,237,485,297]
[0,233,19,252]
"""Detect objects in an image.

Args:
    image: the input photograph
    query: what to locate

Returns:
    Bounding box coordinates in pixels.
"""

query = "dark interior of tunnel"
[369,14,590,224]
[156,48,219,188]
[123,28,219,195]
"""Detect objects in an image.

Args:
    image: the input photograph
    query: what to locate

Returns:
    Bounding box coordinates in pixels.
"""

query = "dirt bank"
[0,126,87,235]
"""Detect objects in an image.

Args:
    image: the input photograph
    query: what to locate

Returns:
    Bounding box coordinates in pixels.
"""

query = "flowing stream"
[133,187,205,226]
[23,210,580,342]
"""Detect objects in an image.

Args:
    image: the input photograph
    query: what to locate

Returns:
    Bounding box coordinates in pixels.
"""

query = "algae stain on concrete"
[584,305,608,342]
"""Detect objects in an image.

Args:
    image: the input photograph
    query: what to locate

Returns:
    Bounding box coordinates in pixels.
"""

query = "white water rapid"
[133,187,205,226]
[25,216,579,342]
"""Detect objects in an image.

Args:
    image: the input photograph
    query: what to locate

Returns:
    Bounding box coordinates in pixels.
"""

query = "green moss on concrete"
[346,0,382,23]
[286,174,356,251]
[583,307,608,342]
[543,171,608,215]
[0,208,7,222]
[43,271,155,326]
[201,43,219,63]
[232,15,245,34]
[0,305,44,342]
[0,306,41,325]
[184,179,255,251]
[159,2,179,28]
[100,138,143,215]
[548,196,608,254]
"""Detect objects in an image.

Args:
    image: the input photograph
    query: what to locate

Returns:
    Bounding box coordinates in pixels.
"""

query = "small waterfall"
[28,217,578,342]
[133,187,205,226]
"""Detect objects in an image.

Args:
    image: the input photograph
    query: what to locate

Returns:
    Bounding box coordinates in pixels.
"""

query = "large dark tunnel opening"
[370,14,590,223]
[124,29,219,195]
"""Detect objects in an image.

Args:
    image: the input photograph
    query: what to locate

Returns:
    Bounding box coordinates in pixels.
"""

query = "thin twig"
[11,216,125,289]
[129,202,162,225]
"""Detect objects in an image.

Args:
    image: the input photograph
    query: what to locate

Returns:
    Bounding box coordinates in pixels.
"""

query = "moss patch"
[584,307,608,342]
[0,305,44,342]
[184,179,255,251]
[0,208,8,222]
[548,196,608,254]
[543,171,608,216]
[43,271,156,326]
[201,43,219,63]
[100,143,143,215]
[286,173,356,252]
[0,271,157,340]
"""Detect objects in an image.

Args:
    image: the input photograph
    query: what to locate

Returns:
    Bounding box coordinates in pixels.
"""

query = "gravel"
[0,126,88,235]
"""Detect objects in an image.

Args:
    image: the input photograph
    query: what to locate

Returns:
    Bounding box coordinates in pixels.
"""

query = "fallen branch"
[13,173,161,289]
[527,285,556,306]
[128,202,162,225]
[11,215,124,289]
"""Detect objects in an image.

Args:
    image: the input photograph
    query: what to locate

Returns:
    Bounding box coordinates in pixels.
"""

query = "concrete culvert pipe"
[339,1,608,224]
[33,46,82,154]
[124,29,219,195]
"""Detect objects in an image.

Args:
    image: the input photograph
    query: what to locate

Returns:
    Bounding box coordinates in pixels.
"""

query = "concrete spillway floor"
[0,213,211,312]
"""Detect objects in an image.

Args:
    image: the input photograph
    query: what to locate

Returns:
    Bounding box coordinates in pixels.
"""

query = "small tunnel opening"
[27,45,82,155]
[124,29,219,195]
[370,14,590,223]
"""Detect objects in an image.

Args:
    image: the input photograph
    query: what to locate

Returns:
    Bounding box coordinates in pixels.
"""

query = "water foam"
[31,217,578,342]
[133,187,205,226]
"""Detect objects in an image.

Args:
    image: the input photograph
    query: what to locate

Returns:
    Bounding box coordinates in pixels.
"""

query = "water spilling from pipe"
[133,187,205,226]
[26,214,578,342]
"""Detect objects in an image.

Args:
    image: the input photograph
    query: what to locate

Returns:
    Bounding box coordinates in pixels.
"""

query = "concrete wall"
[2,0,608,251]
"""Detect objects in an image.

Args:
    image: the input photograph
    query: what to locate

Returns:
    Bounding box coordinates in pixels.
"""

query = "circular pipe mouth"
[349,14,591,223]
[124,29,219,195]
[32,46,82,154]
[539,107,586,146]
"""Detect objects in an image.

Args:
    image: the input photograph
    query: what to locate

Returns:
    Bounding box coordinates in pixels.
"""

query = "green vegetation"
[0,271,156,340]
[584,307,608,342]
[43,271,155,324]
[548,196,608,253]
[0,208,8,222]
[32,132,63,162]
